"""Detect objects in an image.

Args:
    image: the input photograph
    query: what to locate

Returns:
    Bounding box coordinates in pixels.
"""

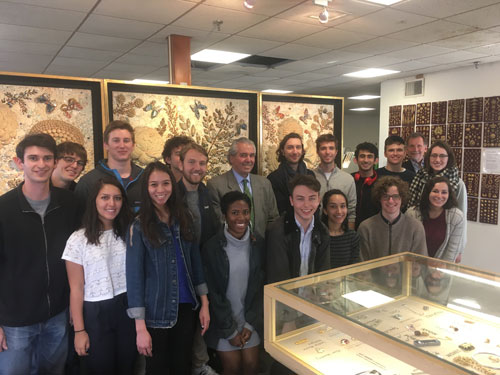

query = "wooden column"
[167,34,192,85]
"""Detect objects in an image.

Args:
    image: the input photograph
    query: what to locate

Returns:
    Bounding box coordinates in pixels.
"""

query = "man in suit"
[207,137,279,239]
[402,132,428,173]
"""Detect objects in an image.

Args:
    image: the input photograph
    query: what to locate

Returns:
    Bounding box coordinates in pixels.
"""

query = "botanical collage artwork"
[112,91,249,177]
[0,84,95,195]
[261,101,334,175]
[389,97,500,224]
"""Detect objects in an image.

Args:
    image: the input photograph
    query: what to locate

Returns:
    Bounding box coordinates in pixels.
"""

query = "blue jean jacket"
[126,219,208,328]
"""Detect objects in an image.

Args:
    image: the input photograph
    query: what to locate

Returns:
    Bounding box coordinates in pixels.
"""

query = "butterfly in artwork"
[143,100,163,118]
[60,98,83,118]
[235,120,247,136]
[299,108,310,124]
[36,94,56,113]
[190,99,207,119]
[274,105,285,119]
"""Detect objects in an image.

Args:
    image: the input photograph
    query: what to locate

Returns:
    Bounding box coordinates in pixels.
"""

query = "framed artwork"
[106,81,258,177]
[261,94,343,176]
[0,72,103,195]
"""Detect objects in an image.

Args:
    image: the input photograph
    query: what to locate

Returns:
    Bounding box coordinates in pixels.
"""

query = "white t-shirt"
[62,228,127,302]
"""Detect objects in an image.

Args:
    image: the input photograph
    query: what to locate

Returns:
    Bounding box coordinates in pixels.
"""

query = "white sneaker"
[192,364,219,375]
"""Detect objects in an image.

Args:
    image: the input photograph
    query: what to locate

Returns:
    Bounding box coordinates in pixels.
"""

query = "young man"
[208,137,278,239]
[313,134,356,229]
[402,132,428,173]
[352,142,380,229]
[376,135,415,184]
[266,174,330,284]
[358,176,427,261]
[75,120,143,211]
[51,141,87,191]
[162,135,193,182]
[267,132,315,215]
[177,143,220,375]
[0,134,80,374]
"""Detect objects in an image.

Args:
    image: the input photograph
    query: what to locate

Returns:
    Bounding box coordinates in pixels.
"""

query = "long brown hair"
[419,176,458,220]
[138,162,193,246]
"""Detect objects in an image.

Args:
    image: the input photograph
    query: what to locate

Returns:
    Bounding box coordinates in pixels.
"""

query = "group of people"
[0,119,467,375]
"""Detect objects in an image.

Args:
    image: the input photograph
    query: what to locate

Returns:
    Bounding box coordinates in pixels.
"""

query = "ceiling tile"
[102,62,159,74]
[209,35,283,54]
[430,30,500,49]
[0,2,85,31]
[388,20,478,44]
[129,42,168,57]
[173,4,268,34]
[446,3,500,29]
[394,0,500,18]
[92,70,139,80]
[335,8,435,36]
[0,39,60,55]
[420,50,488,64]
[79,14,164,40]
[311,64,365,76]
[239,18,326,43]
[211,64,268,74]
[212,80,253,89]
[0,60,47,73]
[49,56,109,69]
[228,75,274,83]
[116,54,168,67]
[294,28,376,49]
[350,55,409,68]
[383,60,437,72]
[67,32,140,52]
[45,61,107,77]
[283,71,331,81]
[12,0,96,11]
[340,37,418,54]
[0,24,72,44]
[138,67,170,81]
[305,50,371,64]
[0,51,53,66]
[94,0,197,24]
[192,70,245,80]
[384,44,456,60]
[466,43,500,56]
[148,25,230,48]
[58,46,123,61]
[252,68,300,78]
[202,0,304,16]
[261,43,328,59]
[269,60,330,73]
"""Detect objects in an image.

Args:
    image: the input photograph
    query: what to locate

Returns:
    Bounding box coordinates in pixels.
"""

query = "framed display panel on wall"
[105,81,258,178]
[0,72,104,195]
[261,94,343,176]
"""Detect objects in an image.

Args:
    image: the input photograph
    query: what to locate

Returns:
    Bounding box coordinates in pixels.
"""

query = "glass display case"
[264,252,500,375]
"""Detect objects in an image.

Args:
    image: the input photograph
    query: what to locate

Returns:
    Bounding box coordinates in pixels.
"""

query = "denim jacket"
[126,218,208,328]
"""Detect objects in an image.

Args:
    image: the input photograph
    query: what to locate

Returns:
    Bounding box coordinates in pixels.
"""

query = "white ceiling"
[2,0,500,109]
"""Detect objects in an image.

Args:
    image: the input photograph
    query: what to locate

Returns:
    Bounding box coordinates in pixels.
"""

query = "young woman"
[202,191,264,375]
[321,189,360,268]
[126,162,209,375]
[407,176,465,262]
[62,177,136,374]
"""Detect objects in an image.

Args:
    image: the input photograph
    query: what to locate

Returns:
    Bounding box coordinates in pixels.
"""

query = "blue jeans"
[0,308,68,375]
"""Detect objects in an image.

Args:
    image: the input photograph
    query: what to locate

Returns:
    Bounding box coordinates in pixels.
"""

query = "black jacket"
[266,211,330,284]
[202,229,264,349]
[0,184,81,326]
[75,159,143,211]
[352,171,380,230]
[177,180,220,248]
[402,159,417,174]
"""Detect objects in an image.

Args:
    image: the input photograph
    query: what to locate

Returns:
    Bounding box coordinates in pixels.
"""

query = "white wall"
[380,61,500,274]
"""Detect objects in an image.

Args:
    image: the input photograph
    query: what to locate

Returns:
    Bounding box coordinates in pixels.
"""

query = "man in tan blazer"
[207,137,279,239]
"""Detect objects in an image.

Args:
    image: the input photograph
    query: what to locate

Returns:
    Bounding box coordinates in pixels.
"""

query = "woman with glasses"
[358,176,428,261]
[407,176,465,262]
[408,140,466,214]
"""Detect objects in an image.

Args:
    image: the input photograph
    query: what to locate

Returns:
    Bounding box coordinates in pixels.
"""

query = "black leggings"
[83,293,137,375]
[145,303,196,375]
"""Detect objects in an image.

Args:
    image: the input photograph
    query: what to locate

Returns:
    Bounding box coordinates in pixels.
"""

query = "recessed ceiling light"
[344,68,400,78]
[131,79,169,84]
[350,107,376,111]
[191,49,250,64]
[363,0,404,5]
[262,89,293,94]
[348,95,381,100]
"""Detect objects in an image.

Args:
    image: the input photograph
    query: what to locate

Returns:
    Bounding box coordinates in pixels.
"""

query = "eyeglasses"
[61,156,86,167]
[381,194,401,201]
[430,154,448,159]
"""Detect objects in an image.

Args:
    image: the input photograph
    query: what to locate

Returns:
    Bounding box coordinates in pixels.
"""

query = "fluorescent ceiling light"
[350,107,376,111]
[344,68,400,78]
[131,79,169,84]
[191,49,250,64]
[363,0,404,5]
[348,95,381,100]
[262,89,293,94]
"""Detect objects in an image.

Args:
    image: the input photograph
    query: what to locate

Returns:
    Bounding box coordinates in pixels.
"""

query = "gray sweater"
[406,207,465,262]
[358,212,428,261]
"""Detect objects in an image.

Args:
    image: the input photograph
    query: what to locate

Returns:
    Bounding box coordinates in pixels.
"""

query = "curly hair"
[419,176,458,220]
[372,176,409,207]
[276,132,305,164]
